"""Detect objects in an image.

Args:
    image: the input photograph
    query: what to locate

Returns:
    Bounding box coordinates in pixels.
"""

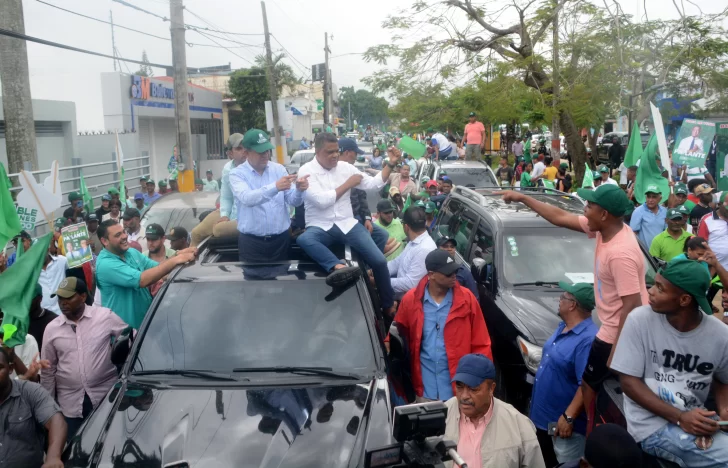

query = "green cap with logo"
[675,204,690,216]
[598,164,610,173]
[660,258,713,315]
[674,183,688,196]
[425,201,437,213]
[558,281,595,311]
[666,208,684,220]
[559,162,569,170]
[68,192,82,202]
[159,180,167,187]
[576,184,634,217]
[468,112,476,117]
[420,176,431,183]
[644,184,661,195]
[242,129,275,153]
[592,171,601,179]
[108,187,119,195]
[54,217,67,228]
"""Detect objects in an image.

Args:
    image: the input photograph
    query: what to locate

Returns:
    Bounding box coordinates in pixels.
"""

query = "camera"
[364,402,468,468]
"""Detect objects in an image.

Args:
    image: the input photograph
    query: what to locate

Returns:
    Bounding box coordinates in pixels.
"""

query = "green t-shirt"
[521,172,535,187]
[374,217,406,260]
[649,229,692,261]
[96,247,159,329]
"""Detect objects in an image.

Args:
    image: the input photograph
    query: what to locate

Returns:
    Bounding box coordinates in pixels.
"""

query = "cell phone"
[548,422,557,436]
[717,421,728,426]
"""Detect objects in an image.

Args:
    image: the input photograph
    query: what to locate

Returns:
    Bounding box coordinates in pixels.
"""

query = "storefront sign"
[131,75,175,100]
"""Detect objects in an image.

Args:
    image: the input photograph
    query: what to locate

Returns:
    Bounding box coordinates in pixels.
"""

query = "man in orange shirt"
[463,112,486,160]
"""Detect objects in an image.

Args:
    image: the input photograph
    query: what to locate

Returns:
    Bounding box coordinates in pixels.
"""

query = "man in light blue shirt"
[629,184,667,248]
[421,277,454,400]
[229,129,308,263]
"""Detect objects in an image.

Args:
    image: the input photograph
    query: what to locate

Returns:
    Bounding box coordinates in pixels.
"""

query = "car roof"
[436,160,489,169]
[145,191,219,210]
[450,186,585,227]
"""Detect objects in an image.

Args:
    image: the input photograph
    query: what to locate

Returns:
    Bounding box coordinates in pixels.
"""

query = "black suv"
[430,186,658,410]
[63,240,395,467]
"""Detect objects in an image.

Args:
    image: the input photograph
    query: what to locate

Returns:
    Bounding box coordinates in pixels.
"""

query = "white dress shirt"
[39,255,68,315]
[387,231,437,297]
[127,228,147,252]
[298,158,387,234]
[531,161,545,178]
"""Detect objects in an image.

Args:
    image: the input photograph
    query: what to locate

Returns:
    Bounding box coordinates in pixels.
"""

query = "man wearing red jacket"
[394,249,492,402]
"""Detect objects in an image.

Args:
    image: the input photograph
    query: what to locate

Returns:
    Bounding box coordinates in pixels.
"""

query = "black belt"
[240,231,287,242]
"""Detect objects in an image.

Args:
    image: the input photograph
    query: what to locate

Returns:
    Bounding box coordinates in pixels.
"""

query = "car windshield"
[132,281,377,375]
[501,227,656,286]
[442,168,497,188]
[140,207,209,234]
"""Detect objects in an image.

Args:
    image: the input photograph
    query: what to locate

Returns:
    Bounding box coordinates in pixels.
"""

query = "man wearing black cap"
[203,169,219,192]
[530,282,598,465]
[144,224,175,263]
[443,353,545,468]
[437,237,479,300]
[167,227,189,251]
[41,277,128,437]
[390,249,491,403]
[374,199,406,261]
[501,184,648,431]
[122,208,146,251]
[62,192,86,223]
[611,259,728,466]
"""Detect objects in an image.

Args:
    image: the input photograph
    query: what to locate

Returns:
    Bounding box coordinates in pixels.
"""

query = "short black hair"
[98,219,119,240]
[628,165,638,173]
[314,132,338,151]
[685,236,707,253]
[545,156,553,165]
[109,199,122,208]
[402,206,427,232]
[0,347,10,366]
[441,179,453,186]
[688,178,707,193]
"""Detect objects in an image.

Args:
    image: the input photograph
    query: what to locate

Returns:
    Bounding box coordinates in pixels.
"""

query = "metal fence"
[7,156,150,237]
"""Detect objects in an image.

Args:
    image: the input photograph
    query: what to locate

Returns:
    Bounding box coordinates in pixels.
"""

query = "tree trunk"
[586,131,598,169]
[559,110,588,187]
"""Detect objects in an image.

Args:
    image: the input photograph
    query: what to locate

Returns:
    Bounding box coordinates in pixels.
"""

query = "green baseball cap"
[559,162,569,170]
[421,176,431,183]
[54,217,67,228]
[426,128,434,133]
[576,184,634,217]
[592,171,601,179]
[666,208,684,220]
[159,180,167,187]
[242,129,275,153]
[139,176,147,183]
[598,164,610,173]
[108,187,120,195]
[468,112,476,117]
[675,204,690,216]
[228,132,244,149]
[425,201,437,214]
[558,281,595,311]
[194,178,204,185]
[644,184,661,195]
[68,191,82,202]
[146,179,155,185]
[674,183,688,195]
[660,258,713,315]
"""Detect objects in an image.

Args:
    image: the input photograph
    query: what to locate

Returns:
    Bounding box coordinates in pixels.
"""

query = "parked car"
[430,186,659,411]
[418,160,498,192]
[597,131,651,163]
[346,131,360,140]
[63,240,395,467]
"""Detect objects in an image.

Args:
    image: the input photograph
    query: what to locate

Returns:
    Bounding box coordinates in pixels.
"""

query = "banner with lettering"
[60,223,93,268]
[16,206,39,231]
[672,119,716,168]
[716,122,728,192]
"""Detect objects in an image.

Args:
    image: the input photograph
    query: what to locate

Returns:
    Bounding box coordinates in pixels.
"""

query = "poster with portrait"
[716,122,728,192]
[60,223,93,268]
[672,119,716,168]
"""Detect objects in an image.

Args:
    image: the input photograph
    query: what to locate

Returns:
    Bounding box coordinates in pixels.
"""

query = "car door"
[432,198,478,259]
[466,219,496,298]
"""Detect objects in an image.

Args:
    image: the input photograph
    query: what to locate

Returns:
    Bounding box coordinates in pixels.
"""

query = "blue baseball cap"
[339,138,364,155]
[101,194,112,201]
[134,192,144,200]
[451,353,496,387]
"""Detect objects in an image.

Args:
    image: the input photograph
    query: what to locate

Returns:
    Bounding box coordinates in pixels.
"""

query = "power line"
[270,35,310,76]
[192,30,254,66]
[111,0,167,21]
[0,27,174,68]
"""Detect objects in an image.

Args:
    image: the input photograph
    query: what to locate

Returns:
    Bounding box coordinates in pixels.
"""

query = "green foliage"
[228,67,269,130]
[135,50,153,77]
[339,87,390,129]
[253,53,302,91]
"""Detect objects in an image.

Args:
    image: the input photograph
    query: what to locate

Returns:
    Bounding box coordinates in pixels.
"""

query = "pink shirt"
[457,398,495,468]
[578,216,648,343]
[464,122,485,146]
[41,304,127,418]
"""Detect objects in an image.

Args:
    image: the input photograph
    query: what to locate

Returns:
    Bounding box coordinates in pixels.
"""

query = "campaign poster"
[16,206,39,231]
[716,122,728,192]
[672,119,716,168]
[60,223,93,268]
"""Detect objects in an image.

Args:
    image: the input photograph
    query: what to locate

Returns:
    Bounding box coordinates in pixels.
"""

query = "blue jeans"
[437,146,453,161]
[371,223,388,252]
[641,423,728,467]
[553,433,586,463]
[297,223,394,308]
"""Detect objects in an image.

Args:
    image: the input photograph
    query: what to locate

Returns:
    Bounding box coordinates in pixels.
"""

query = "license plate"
[525,373,535,384]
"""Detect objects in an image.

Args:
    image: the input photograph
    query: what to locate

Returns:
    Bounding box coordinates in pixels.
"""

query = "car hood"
[499,287,562,345]
[66,379,393,468]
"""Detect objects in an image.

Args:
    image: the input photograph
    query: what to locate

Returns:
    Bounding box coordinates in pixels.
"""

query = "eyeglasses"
[559,293,576,304]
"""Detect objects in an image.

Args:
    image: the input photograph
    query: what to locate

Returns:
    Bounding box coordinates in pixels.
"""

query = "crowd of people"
[2,113,728,468]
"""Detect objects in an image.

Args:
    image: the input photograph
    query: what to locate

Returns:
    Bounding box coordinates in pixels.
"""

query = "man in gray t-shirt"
[611,259,728,466]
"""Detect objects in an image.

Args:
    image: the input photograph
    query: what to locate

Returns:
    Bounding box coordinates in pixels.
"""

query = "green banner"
[716,122,728,192]
[673,118,716,168]
[60,223,93,268]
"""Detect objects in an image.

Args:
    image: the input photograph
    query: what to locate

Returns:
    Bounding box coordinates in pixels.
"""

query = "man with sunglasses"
[229,129,309,263]
[389,249,491,403]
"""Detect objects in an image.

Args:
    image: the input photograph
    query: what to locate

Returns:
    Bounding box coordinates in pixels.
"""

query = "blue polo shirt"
[420,286,453,400]
[530,317,598,435]
[629,203,666,248]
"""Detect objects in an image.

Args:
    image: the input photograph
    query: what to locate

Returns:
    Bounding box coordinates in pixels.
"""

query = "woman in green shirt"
[520,162,535,188]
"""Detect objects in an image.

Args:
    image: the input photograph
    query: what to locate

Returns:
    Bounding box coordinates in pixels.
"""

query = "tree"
[135,50,153,77]
[228,67,269,130]
[339,87,390,129]
[254,53,302,93]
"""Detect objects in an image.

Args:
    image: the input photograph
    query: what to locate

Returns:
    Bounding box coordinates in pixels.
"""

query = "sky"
[3,0,723,130]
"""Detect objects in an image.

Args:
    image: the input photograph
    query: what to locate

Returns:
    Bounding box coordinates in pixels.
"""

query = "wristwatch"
[387,162,396,169]
[562,413,574,425]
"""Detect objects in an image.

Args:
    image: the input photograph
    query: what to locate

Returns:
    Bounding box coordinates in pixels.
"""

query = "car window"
[140,208,205,234]
[433,199,476,257]
[441,168,497,188]
[134,281,377,373]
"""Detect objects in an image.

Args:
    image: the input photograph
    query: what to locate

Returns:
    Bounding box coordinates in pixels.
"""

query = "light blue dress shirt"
[420,286,454,400]
[229,160,304,236]
[219,159,240,221]
[629,203,667,248]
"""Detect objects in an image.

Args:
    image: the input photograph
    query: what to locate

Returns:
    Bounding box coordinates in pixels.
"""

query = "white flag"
[650,103,670,171]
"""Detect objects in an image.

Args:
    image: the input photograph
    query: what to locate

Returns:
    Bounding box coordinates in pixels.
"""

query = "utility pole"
[348,101,352,132]
[0,0,38,177]
[324,32,330,127]
[110,10,117,71]
[169,0,194,191]
[551,7,561,165]
[261,1,284,164]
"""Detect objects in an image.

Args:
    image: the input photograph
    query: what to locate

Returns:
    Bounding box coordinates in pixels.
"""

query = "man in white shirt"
[38,237,69,315]
[122,208,146,252]
[202,169,220,192]
[531,155,546,178]
[598,164,619,186]
[675,125,705,155]
[384,205,436,298]
[427,129,454,161]
[297,132,401,316]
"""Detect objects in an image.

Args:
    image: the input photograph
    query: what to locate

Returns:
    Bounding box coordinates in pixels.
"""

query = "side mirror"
[111,327,134,368]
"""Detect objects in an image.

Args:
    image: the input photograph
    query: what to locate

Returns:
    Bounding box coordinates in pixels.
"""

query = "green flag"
[0,163,22,250]
[523,138,532,163]
[623,122,644,168]
[0,233,52,347]
[79,169,94,214]
[118,166,126,204]
[402,194,412,214]
[542,179,555,190]
[397,135,426,159]
[634,134,670,205]
[581,163,595,188]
